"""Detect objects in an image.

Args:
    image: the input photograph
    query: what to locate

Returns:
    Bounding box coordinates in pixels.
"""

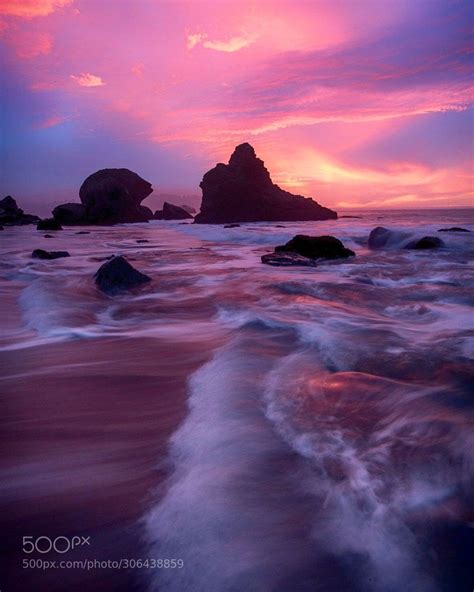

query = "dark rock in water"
[52,169,154,225]
[262,235,354,266]
[37,218,62,231]
[94,255,151,294]
[194,143,337,224]
[261,252,319,267]
[75,231,90,234]
[340,215,362,219]
[275,225,286,228]
[438,227,471,233]
[224,223,241,228]
[52,203,87,225]
[136,239,149,243]
[43,234,55,238]
[154,202,193,220]
[275,235,355,259]
[0,195,40,226]
[406,236,445,250]
[32,249,70,260]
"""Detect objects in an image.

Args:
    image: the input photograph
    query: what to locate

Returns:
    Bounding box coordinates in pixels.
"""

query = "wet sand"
[0,336,217,592]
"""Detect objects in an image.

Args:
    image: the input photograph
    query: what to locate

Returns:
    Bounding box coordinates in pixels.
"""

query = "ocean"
[1,208,473,592]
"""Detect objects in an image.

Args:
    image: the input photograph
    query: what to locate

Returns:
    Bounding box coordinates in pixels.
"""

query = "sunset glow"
[1,0,472,212]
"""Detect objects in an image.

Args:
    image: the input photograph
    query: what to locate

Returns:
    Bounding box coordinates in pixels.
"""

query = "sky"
[0,0,473,214]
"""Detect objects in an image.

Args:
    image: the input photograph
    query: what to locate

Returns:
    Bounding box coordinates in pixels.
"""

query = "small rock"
[224,224,241,228]
[154,202,193,220]
[37,218,62,231]
[94,255,151,294]
[438,227,470,233]
[75,231,90,235]
[32,249,70,260]
[405,236,445,250]
[136,239,149,243]
[43,234,55,238]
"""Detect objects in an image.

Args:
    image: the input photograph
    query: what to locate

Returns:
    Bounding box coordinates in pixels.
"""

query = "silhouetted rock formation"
[262,235,354,266]
[53,203,87,225]
[154,202,193,220]
[94,255,151,294]
[406,236,444,250]
[37,218,62,231]
[438,227,470,233]
[52,169,154,225]
[0,196,39,226]
[32,249,70,260]
[181,204,196,214]
[194,143,337,224]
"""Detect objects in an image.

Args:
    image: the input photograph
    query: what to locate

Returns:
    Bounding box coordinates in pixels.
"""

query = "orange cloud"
[0,0,73,18]
[70,72,104,87]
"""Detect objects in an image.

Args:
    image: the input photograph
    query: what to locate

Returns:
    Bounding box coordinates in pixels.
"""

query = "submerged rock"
[224,223,241,228]
[194,143,337,224]
[37,218,63,231]
[52,169,154,225]
[262,235,355,266]
[94,255,151,294]
[438,227,471,233]
[32,249,70,259]
[154,202,193,220]
[368,226,411,249]
[261,252,319,267]
[0,196,40,226]
[406,236,445,250]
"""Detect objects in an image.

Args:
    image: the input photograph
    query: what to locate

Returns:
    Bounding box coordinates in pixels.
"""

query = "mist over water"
[1,209,473,591]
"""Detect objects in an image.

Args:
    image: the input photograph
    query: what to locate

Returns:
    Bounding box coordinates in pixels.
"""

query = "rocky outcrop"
[262,235,355,266]
[438,227,471,233]
[37,218,62,231]
[52,169,154,225]
[194,143,337,224]
[154,202,193,220]
[94,255,151,294]
[0,196,39,226]
[32,249,70,259]
[405,236,444,250]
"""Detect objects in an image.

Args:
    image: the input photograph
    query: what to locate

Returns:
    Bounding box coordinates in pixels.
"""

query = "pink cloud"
[34,114,73,129]
[187,31,257,53]
[70,72,104,87]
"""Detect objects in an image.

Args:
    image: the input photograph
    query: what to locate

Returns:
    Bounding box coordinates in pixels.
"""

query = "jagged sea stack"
[194,143,337,224]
